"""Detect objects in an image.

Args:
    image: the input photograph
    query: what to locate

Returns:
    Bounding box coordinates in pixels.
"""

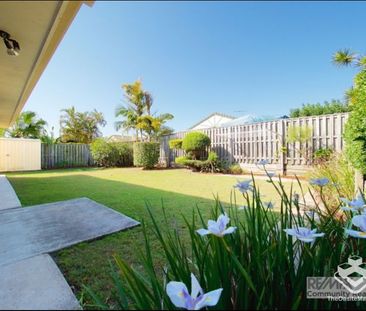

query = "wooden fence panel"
[160,112,349,173]
[41,143,94,169]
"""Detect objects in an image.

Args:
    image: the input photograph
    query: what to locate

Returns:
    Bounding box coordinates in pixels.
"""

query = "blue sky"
[25,1,365,136]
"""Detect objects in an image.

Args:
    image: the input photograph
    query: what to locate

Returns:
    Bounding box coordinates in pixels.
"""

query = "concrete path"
[0,197,139,267]
[0,254,81,310]
[0,175,21,210]
[0,176,140,310]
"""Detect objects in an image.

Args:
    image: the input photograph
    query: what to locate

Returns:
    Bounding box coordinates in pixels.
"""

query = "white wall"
[0,138,41,172]
[191,115,234,130]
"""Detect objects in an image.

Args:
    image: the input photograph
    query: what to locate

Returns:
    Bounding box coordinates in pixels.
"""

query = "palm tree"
[142,91,153,116]
[115,80,146,141]
[333,49,366,105]
[115,106,138,139]
[116,80,174,141]
[333,49,366,68]
[8,111,47,138]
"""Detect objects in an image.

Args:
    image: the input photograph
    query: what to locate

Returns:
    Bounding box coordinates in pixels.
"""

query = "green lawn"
[7,167,302,308]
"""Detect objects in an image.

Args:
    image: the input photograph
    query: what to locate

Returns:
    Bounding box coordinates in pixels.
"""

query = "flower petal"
[352,215,366,231]
[217,214,230,231]
[297,237,315,243]
[311,233,325,238]
[345,229,366,239]
[166,281,190,309]
[283,229,297,237]
[207,224,221,235]
[196,229,211,236]
[190,274,203,299]
[223,226,237,235]
[194,288,223,310]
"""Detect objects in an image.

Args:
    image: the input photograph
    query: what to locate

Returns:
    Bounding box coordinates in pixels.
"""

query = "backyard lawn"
[7,167,303,308]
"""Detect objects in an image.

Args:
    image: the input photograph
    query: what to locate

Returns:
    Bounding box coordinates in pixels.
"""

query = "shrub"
[308,152,354,208]
[313,147,333,164]
[200,151,223,173]
[175,156,203,172]
[344,69,366,174]
[90,138,133,167]
[133,142,160,169]
[168,138,183,150]
[176,152,225,173]
[90,138,115,167]
[181,132,211,159]
[228,163,243,174]
[86,175,365,310]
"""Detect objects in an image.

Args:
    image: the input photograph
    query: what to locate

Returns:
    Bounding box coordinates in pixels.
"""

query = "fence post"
[227,127,233,165]
[279,119,287,176]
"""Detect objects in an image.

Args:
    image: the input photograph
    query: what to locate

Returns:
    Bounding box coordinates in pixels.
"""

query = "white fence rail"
[160,112,349,174]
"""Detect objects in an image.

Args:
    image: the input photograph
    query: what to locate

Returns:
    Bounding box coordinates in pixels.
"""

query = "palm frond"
[332,49,356,66]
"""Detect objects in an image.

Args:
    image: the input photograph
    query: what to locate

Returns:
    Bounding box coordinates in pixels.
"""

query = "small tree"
[286,125,313,162]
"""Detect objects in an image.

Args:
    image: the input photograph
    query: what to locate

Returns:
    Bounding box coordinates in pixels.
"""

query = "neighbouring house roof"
[106,135,136,142]
[221,114,280,127]
[0,1,93,128]
[189,112,236,130]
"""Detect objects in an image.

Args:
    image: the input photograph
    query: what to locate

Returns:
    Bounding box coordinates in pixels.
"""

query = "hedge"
[90,138,133,167]
[133,142,160,169]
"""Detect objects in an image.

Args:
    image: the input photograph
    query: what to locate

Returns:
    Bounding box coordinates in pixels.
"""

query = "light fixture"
[0,30,20,56]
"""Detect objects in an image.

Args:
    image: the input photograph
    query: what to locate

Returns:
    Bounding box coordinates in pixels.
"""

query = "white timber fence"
[160,112,349,175]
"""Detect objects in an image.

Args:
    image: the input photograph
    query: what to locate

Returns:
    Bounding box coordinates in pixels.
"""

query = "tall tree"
[333,49,366,189]
[115,80,174,141]
[60,106,106,143]
[136,113,174,142]
[7,111,47,139]
[115,80,145,140]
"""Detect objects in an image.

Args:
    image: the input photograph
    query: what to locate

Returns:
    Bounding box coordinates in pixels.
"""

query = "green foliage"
[286,125,312,144]
[60,106,106,144]
[133,142,160,169]
[90,138,133,167]
[228,163,243,175]
[343,70,366,173]
[181,132,211,160]
[313,148,333,164]
[176,152,226,173]
[308,153,354,207]
[200,151,223,173]
[169,138,183,149]
[333,49,366,69]
[136,113,174,141]
[289,100,350,118]
[116,80,174,142]
[7,111,47,139]
[86,175,365,309]
[175,156,203,172]
[110,142,134,167]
